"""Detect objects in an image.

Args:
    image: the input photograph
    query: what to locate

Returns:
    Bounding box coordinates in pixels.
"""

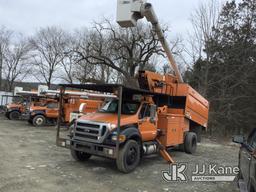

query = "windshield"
[99,99,140,115]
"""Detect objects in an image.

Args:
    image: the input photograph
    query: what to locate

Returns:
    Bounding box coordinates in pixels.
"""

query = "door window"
[139,104,150,119]
[47,102,58,109]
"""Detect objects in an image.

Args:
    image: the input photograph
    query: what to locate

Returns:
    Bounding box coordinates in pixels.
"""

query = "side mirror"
[150,104,157,123]
[232,135,245,144]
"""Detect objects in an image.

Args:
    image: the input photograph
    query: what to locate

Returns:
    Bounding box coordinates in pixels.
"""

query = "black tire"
[32,115,46,127]
[5,112,10,119]
[184,132,197,154]
[71,148,91,161]
[116,140,141,173]
[9,111,21,120]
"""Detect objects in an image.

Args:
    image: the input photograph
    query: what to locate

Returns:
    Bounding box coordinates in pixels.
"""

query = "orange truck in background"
[28,85,104,127]
[5,87,42,120]
[5,101,26,120]
[28,96,103,127]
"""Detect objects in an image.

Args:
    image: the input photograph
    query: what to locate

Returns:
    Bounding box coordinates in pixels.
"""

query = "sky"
[0,0,225,38]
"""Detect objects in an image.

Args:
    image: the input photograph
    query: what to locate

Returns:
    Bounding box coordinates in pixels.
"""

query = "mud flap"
[156,139,175,163]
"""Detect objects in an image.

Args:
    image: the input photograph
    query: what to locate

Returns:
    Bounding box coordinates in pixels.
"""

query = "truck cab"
[70,96,159,172]
[75,97,157,142]
[5,102,25,120]
[28,99,58,126]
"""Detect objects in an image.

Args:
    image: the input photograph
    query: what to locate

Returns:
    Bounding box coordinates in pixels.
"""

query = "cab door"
[138,103,157,141]
[45,102,59,118]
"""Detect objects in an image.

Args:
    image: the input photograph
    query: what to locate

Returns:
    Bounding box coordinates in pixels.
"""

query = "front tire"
[71,148,91,161]
[184,132,197,154]
[32,115,46,127]
[9,111,21,120]
[116,140,141,173]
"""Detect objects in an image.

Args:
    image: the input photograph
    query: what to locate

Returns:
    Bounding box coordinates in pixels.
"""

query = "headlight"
[111,134,126,143]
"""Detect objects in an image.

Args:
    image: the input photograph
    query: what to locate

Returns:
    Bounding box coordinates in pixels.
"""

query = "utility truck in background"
[28,85,103,127]
[5,87,42,120]
[56,0,209,173]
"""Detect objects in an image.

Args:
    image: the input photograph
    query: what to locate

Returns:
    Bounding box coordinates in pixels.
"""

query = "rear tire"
[71,148,91,161]
[184,132,197,154]
[32,115,46,127]
[116,140,141,173]
[9,111,21,120]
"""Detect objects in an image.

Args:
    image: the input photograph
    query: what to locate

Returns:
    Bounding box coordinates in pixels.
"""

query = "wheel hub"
[126,147,137,165]
[36,118,43,125]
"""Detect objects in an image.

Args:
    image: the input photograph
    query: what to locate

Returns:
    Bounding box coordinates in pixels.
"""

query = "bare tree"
[73,19,165,86]
[2,35,31,91]
[0,27,12,90]
[185,0,221,96]
[30,26,67,88]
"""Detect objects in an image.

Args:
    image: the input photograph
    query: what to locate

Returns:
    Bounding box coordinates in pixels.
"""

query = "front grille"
[74,120,108,143]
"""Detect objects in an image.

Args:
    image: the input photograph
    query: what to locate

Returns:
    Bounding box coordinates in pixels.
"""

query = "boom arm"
[117,0,183,83]
[38,85,117,99]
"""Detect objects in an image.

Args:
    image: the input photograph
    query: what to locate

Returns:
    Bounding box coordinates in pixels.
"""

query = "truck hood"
[7,103,22,109]
[30,106,47,111]
[78,112,138,126]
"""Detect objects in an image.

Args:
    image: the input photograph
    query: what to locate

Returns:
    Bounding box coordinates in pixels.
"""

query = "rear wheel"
[116,140,141,173]
[9,111,21,120]
[71,148,91,161]
[184,132,197,154]
[32,115,46,127]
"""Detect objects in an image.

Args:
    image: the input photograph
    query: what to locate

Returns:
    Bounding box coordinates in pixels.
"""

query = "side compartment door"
[138,103,157,141]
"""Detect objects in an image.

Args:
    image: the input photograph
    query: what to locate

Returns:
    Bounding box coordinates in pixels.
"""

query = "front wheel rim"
[126,146,137,166]
[36,118,43,125]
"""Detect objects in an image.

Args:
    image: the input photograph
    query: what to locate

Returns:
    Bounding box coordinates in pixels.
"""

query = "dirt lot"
[0,115,240,192]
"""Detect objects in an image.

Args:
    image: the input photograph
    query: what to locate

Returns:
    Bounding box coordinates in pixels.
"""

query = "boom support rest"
[156,139,175,163]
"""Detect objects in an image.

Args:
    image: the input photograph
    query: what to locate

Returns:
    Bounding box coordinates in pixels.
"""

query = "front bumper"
[57,138,116,159]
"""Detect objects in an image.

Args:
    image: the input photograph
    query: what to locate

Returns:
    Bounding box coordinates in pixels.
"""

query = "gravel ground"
[0,115,240,192]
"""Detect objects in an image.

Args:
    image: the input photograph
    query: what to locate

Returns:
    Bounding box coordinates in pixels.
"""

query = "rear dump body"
[138,70,209,129]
